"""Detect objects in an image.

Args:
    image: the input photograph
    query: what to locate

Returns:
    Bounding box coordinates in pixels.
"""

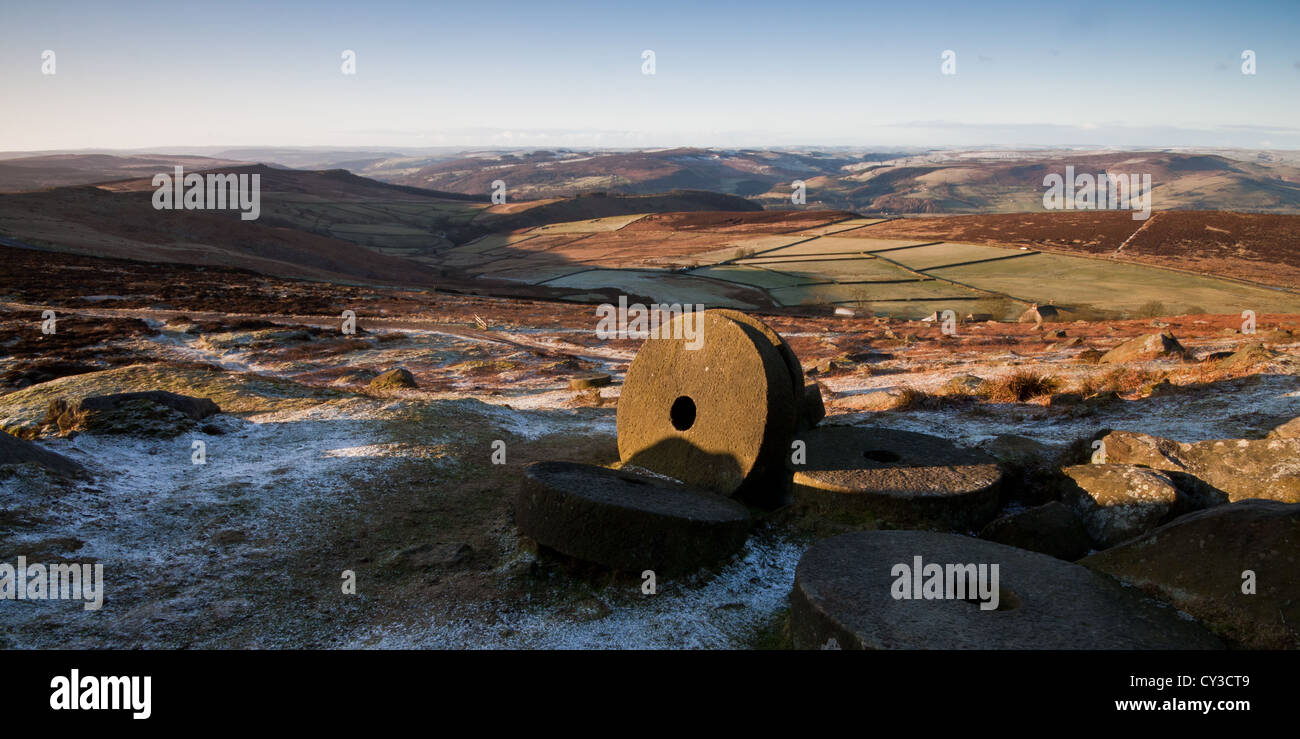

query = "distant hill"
[367,147,870,200]
[94,163,488,202]
[364,148,1300,215]
[0,163,761,291]
[209,148,410,171]
[0,153,254,193]
[820,152,1300,215]
[16,147,1300,216]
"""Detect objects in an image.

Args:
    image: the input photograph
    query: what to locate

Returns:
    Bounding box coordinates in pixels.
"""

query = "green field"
[428,214,1300,318]
[757,236,931,257]
[871,241,1033,271]
[541,269,766,308]
[686,235,818,264]
[691,264,819,288]
[929,252,1300,314]
[770,280,978,306]
[722,234,819,251]
[746,257,922,282]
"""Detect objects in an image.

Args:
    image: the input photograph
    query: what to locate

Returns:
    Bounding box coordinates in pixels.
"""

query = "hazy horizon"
[5,0,1300,150]
[4,141,1300,160]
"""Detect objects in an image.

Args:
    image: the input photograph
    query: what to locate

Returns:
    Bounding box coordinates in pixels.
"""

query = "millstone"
[791,426,1002,530]
[790,530,1223,650]
[515,461,750,575]
[707,309,804,407]
[617,311,797,495]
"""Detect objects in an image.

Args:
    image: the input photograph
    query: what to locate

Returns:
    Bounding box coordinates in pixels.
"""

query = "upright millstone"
[791,426,1003,531]
[617,310,797,497]
[707,308,804,409]
[515,461,751,575]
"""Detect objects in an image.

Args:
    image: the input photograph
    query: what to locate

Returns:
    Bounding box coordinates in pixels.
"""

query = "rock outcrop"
[43,391,220,438]
[368,367,418,390]
[1060,464,1190,548]
[1100,331,1187,364]
[1095,430,1300,504]
[1082,500,1300,649]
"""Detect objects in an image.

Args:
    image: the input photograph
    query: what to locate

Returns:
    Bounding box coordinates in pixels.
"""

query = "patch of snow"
[827,374,1300,446]
[345,534,804,649]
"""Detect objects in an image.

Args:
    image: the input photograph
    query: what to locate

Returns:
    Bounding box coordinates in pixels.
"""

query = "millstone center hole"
[863,449,901,463]
[670,396,697,431]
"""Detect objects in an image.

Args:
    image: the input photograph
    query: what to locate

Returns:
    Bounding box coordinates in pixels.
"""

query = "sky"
[2,0,1299,152]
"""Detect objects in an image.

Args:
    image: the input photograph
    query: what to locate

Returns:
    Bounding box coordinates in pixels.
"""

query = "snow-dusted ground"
[823,370,1300,446]
[346,534,802,649]
[4,306,1299,649]
[2,384,798,649]
[1,397,419,645]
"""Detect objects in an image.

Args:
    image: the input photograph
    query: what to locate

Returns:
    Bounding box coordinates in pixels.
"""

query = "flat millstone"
[791,426,1002,530]
[515,461,751,575]
[617,311,797,495]
[790,531,1223,650]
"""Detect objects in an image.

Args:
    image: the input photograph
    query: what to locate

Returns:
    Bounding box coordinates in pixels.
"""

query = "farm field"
[929,252,1300,315]
[690,264,816,289]
[869,241,1036,271]
[748,236,926,257]
[866,210,1300,288]
[539,268,769,308]
[431,209,1300,320]
[769,280,977,305]
[617,209,855,234]
[742,257,922,282]
[37,162,1296,321]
